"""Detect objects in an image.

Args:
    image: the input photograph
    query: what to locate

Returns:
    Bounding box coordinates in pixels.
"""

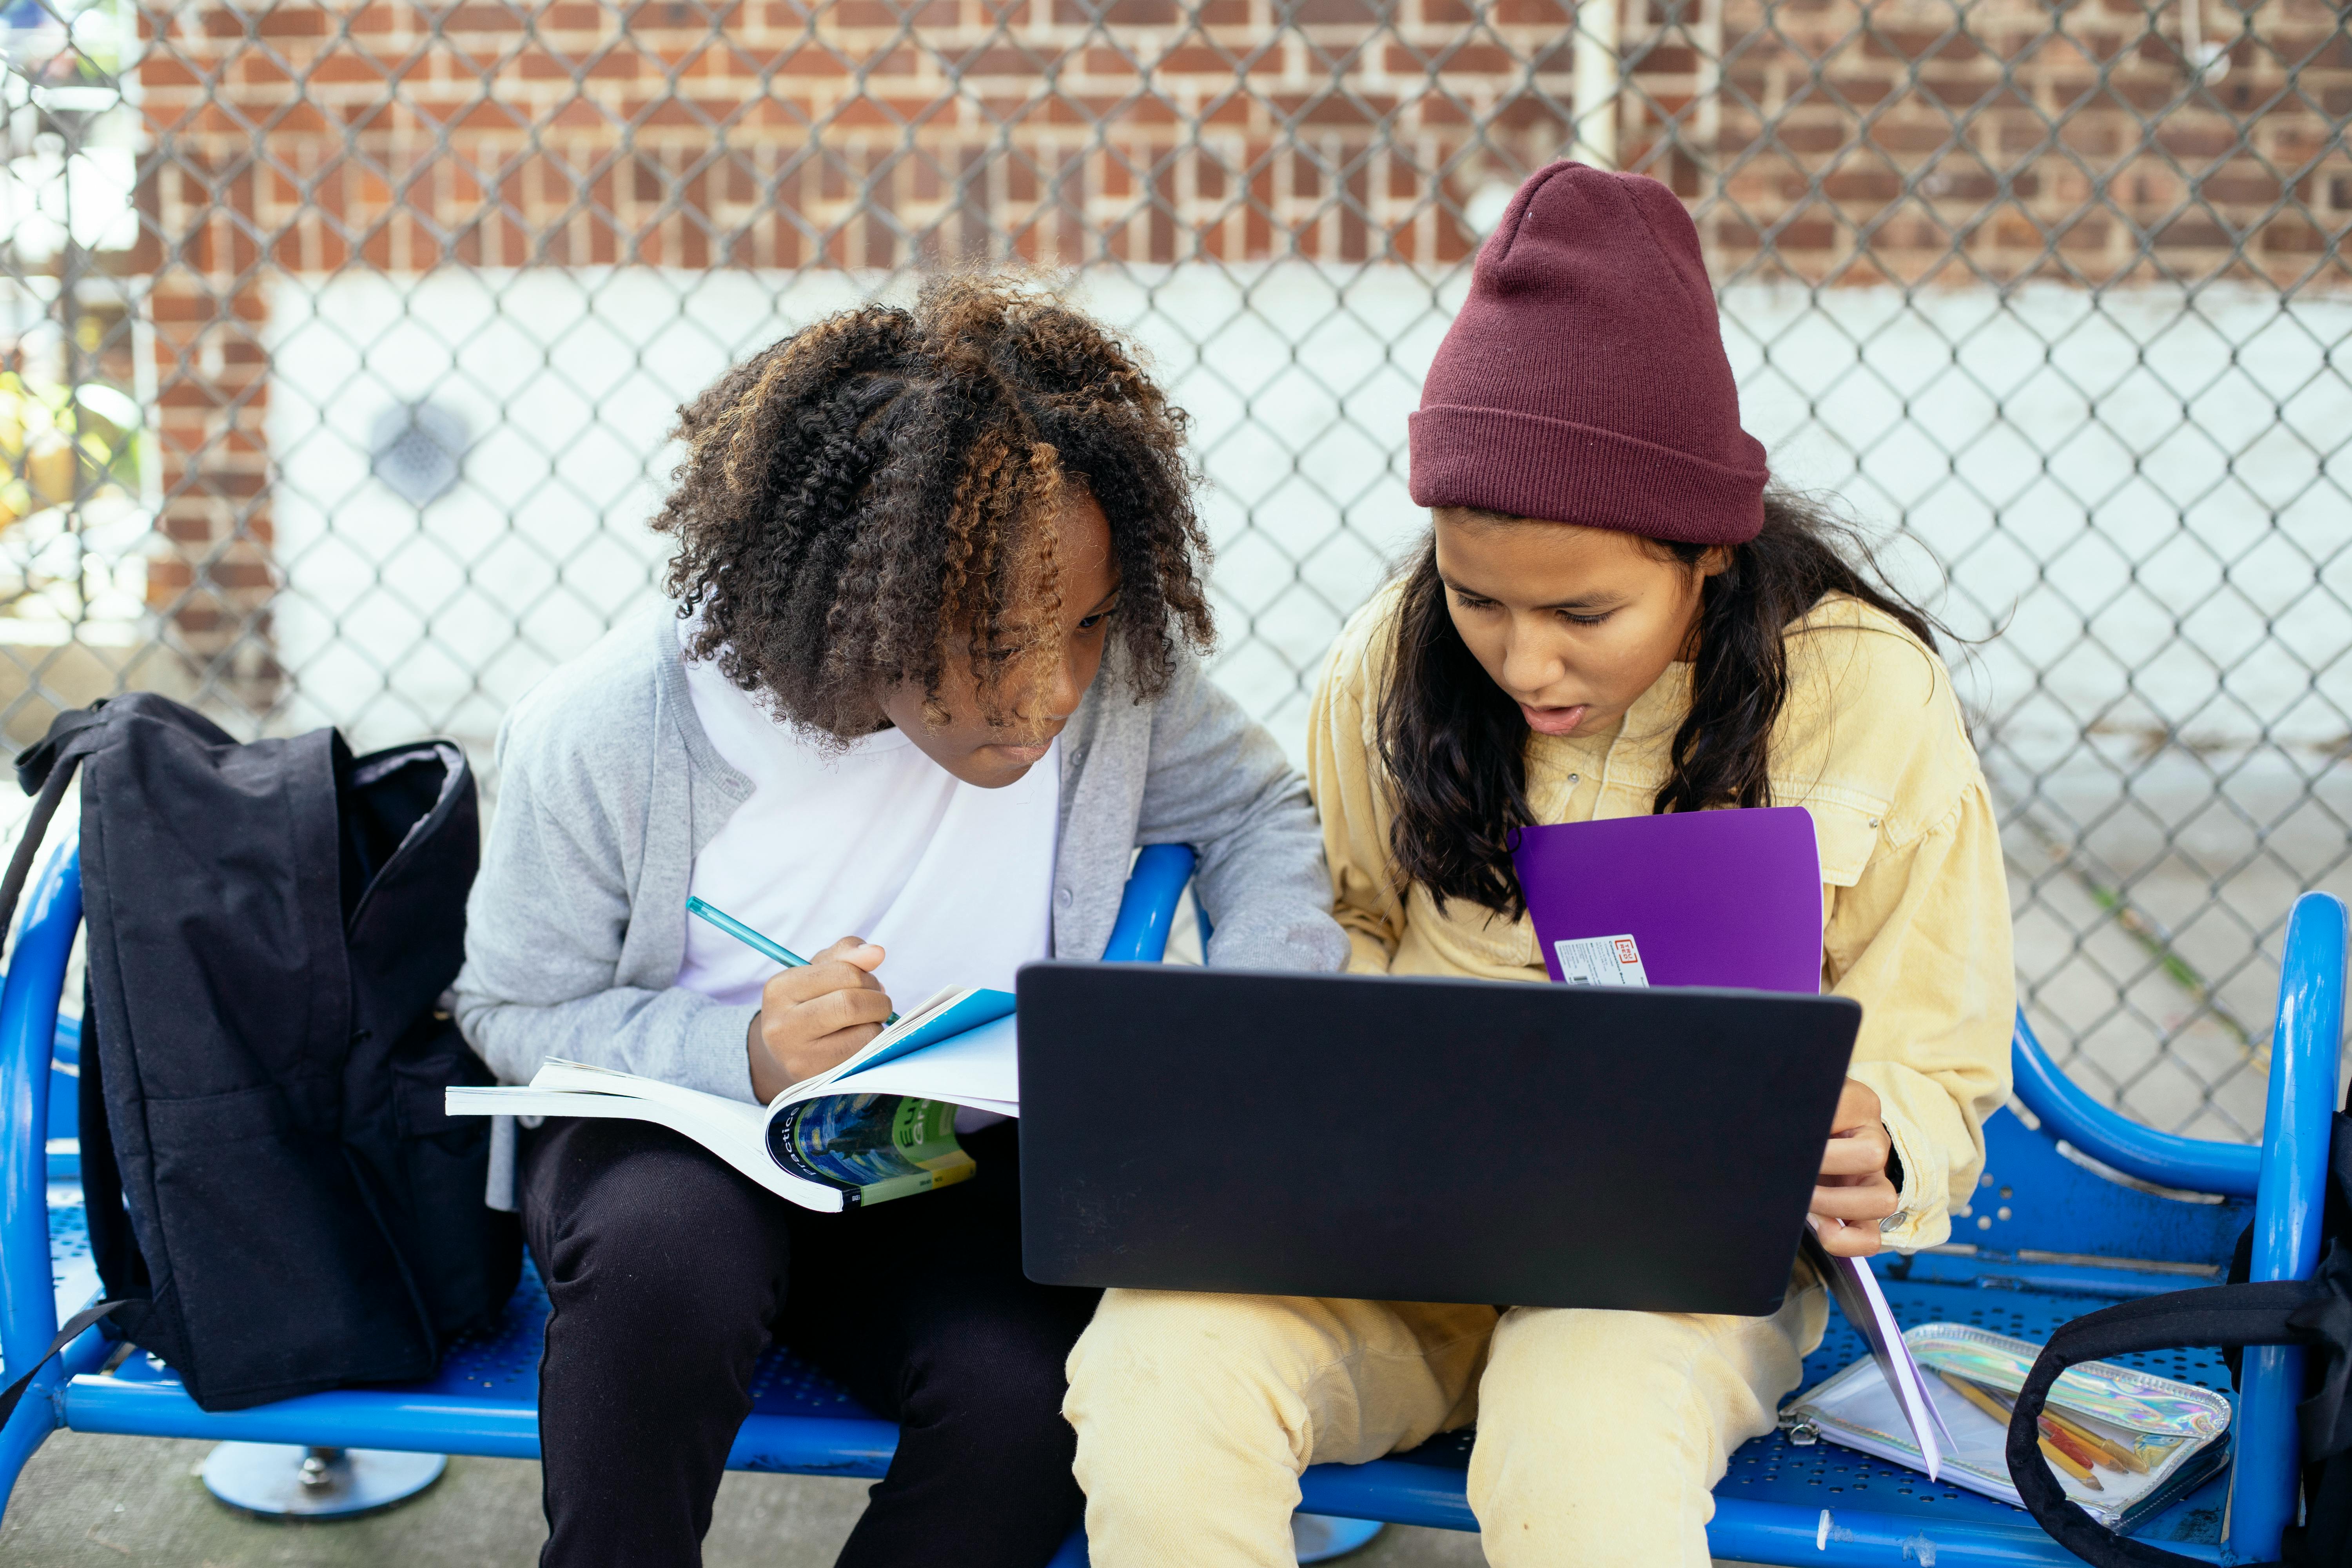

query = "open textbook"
[446,985,1017,1212]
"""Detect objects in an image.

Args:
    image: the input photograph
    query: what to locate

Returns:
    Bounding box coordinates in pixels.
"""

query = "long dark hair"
[1374,490,1947,918]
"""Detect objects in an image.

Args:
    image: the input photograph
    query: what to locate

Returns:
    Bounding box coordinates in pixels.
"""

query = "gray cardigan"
[452,609,1350,1103]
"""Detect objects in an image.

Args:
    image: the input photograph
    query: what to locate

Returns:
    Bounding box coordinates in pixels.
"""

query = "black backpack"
[0,694,519,1412]
[2007,1106,2352,1566]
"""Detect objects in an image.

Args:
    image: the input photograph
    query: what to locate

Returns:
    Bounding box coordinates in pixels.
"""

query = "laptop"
[1016,963,1862,1316]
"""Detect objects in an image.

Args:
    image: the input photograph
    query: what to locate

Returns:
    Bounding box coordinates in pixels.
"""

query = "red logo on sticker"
[1615,939,1637,963]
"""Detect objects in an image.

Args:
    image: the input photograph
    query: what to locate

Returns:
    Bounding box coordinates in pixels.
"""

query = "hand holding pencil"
[709,923,895,1102]
[686,897,904,1102]
[742,935,895,1102]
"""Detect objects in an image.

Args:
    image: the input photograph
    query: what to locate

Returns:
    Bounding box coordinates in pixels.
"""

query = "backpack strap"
[0,1298,131,1431]
[0,702,108,951]
[2006,1280,2340,1568]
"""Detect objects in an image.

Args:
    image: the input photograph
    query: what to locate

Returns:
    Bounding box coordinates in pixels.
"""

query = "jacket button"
[1055,886,1074,909]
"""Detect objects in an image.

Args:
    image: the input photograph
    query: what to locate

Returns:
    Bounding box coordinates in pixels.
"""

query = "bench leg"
[200,1443,446,1519]
[0,1378,56,1532]
[0,1321,116,1532]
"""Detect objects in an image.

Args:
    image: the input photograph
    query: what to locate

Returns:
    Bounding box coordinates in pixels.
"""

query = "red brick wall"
[1688,0,2350,287]
[126,0,2350,657]
[134,0,2347,277]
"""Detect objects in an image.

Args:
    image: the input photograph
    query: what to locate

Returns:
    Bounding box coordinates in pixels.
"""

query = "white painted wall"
[267,266,2352,775]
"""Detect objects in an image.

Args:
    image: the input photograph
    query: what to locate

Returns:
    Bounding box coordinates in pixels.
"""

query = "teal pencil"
[684,896,898,1025]
[686,896,810,969]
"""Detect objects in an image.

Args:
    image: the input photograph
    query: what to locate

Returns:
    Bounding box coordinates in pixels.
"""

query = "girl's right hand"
[746,937,892,1101]
[1810,1078,1900,1256]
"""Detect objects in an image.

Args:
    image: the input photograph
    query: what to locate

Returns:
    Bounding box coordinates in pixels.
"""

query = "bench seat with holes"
[0,838,2341,1567]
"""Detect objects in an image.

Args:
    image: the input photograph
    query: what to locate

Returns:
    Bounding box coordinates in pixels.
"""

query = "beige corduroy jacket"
[1308,582,2015,1253]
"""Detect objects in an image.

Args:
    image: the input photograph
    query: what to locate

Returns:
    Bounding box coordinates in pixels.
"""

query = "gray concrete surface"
[0,1430,1496,1566]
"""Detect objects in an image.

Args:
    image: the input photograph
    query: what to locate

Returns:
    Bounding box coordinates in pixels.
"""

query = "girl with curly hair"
[454,274,1347,1568]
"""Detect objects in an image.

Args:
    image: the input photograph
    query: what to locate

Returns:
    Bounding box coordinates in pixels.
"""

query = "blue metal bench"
[0,833,2342,1567]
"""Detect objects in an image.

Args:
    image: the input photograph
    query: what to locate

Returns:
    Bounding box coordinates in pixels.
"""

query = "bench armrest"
[1099,845,1196,964]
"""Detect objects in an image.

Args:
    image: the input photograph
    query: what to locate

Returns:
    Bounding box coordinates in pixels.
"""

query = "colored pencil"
[1937,1369,2012,1425]
[2040,1436,2102,1488]
[2043,1407,2149,1474]
[1936,1369,2116,1489]
[2038,1420,2105,1475]
[687,896,810,968]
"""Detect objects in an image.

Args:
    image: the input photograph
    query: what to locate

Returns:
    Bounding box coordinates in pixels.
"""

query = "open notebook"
[447,985,1016,1212]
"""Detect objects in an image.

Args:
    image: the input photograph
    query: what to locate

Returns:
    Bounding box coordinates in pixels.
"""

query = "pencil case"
[1779,1321,2232,1531]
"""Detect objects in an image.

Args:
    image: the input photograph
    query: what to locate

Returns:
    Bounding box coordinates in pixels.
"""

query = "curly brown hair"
[654,273,1215,738]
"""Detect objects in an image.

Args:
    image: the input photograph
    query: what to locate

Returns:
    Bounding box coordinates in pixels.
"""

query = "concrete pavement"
[0,1430,1493,1567]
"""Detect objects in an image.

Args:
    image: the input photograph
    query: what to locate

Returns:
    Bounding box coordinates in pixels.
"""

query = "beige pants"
[1063,1283,1826,1567]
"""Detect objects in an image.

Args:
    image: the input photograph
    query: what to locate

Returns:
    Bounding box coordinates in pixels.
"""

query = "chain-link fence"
[2,0,2347,1140]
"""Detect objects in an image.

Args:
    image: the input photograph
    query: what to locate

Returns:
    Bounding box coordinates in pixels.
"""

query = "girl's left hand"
[1811,1078,1900,1257]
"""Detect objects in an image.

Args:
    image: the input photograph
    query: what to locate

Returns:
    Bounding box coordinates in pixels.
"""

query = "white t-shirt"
[673,656,1060,1026]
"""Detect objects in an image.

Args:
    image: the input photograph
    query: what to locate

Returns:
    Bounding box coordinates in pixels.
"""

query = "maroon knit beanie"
[1409,162,1768,546]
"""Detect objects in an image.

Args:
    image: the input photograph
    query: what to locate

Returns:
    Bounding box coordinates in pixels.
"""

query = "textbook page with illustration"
[446,985,1016,1212]
[1512,807,1949,1476]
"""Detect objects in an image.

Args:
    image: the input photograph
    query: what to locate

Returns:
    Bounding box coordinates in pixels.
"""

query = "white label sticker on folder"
[1553,934,1650,987]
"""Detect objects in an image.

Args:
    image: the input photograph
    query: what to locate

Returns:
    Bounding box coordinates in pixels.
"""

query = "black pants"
[520,1115,1099,1568]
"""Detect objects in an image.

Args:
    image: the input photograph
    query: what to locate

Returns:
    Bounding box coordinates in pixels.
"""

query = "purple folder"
[1510,806,1824,994]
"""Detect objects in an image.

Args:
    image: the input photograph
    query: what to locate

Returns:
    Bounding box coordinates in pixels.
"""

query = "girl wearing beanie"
[1061,163,2015,1566]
